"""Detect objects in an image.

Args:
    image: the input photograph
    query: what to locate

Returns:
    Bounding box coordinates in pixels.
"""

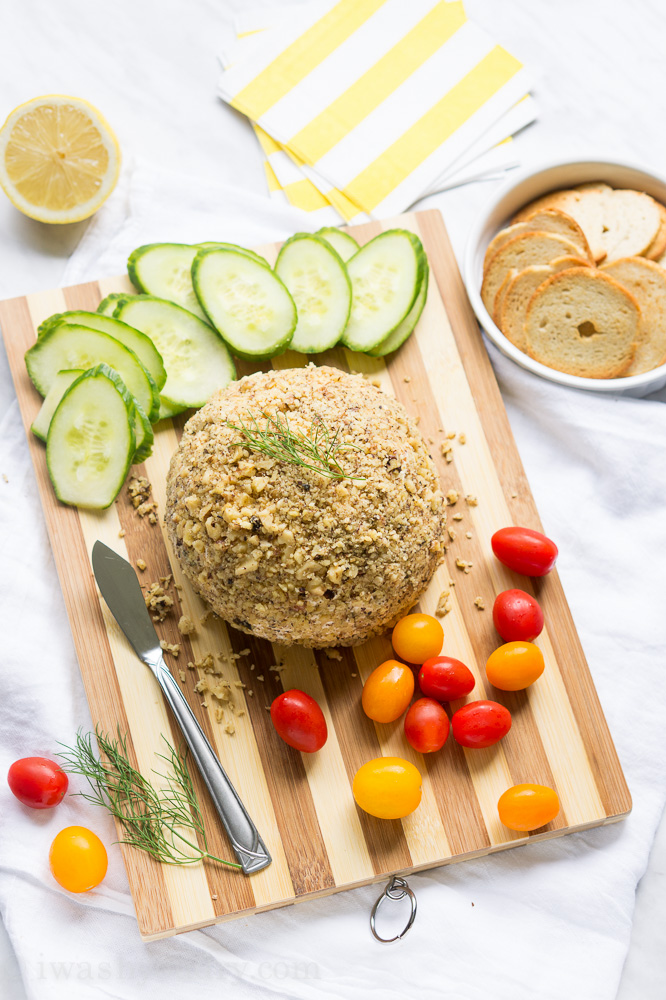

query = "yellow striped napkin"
[218,0,533,218]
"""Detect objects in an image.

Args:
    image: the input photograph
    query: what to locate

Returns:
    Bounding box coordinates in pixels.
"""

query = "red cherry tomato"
[451,700,511,749]
[404,698,450,753]
[270,690,328,753]
[8,757,68,809]
[491,526,558,576]
[493,589,544,642]
[418,656,475,702]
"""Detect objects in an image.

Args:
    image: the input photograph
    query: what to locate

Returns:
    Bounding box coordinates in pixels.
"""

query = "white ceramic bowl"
[463,155,666,397]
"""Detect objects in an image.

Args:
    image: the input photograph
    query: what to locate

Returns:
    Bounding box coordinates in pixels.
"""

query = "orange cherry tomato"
[498,783,560,831]
[353,757,422,819]
[392,613,444,664]
[362,660,414,723]
[486,641,544,691]
[49,826,108,893]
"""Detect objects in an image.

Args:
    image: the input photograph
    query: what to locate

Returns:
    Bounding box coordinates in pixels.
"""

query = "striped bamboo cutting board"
[0,210,630,940]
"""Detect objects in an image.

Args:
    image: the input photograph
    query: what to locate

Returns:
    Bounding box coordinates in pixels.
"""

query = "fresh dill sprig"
[226,409,365,482]
[57,728,240,869]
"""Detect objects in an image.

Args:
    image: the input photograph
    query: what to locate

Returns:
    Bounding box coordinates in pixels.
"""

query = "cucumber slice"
[274,234,351,353]
[367,262,429,357]
[197,242,269,267]
[315,227,359,262]
[31,369,83,442]
[128,244,210,323]
[115,296,236,410]
[46,364,136,510]
[98,292,131,316]
[341,230,426,353]
[37,311,166,391]
[156,397,187,422]
[132,401,154,463]
[192,249,296,359]
[31,366,153,463]
[25,324,160,422]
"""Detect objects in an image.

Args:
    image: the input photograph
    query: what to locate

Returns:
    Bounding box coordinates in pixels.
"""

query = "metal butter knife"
[92,540,271,875]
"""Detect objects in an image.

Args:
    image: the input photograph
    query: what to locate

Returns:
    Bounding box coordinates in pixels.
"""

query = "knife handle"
[154,657,271,875]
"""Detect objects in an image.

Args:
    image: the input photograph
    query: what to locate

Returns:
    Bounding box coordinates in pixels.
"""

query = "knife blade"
[92,540,271,875]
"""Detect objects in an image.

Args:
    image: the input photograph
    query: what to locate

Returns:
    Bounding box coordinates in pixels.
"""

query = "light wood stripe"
[231,0,387,121]
[288,1,466,164]
[344,48,522,213]
[0,209,630,939]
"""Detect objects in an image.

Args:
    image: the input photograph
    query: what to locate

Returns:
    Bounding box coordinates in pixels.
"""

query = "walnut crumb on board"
[324,648,343,661]
[445,490,459,506]
[128,476,158,523]
[256,674,265,682]
[144,581,174,622]
[458,434,466,445]
[160,640,181,657]
[118,529,126,538]
[466,531,473,539]
[136,559,146,571]
[511,491,518,498]
[452,513,463,521]
[436,591,451,617]
[446,431,456,440]
[465,495,478,507]
[440,441,452,457]
[178,615,196,635]
[445,452,454,464]
[474,597,485,610]
[456,559,473,573]
[403,376,411,383]
[178,669,186,683]
[447,527,457,541]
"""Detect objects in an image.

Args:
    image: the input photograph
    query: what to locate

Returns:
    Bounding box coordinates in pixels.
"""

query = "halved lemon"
[0,95,120,224]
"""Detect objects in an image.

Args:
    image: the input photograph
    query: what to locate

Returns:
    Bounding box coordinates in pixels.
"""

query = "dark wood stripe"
[63,280,101,312]
[315,646,413,874]
[227,630,336,895]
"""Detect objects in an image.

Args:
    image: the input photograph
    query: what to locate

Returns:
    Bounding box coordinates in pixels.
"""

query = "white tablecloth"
[1,2,666,998]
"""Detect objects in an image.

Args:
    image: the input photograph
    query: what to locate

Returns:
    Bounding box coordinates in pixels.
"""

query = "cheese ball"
[166,366,445,647]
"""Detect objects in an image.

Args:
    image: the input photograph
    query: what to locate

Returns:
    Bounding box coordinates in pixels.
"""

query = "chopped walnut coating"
[165,366,446,648]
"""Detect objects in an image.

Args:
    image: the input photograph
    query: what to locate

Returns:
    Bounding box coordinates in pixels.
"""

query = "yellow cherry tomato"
[498,783,560,831]
[49,826,108,893]
[353,757,422,819]
[362,659,415,723]
[486,641,544,691]
[392,613,444,664]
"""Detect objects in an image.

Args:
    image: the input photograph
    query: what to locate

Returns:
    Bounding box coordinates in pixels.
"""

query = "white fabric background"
[1,2,666,998]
